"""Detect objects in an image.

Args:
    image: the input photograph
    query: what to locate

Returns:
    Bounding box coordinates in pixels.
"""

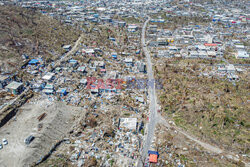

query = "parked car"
[0,144,2,149]
[2,139,8,145]
[25,135,35,145]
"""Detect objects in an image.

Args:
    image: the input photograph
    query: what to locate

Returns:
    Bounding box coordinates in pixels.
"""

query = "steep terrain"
[0,5,80,73]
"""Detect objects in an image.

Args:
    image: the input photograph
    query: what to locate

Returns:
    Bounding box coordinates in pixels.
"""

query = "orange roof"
[204,43,217,46]
[149,154,158,163]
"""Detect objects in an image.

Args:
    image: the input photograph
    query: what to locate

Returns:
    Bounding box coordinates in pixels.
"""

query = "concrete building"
[118,118,137,130]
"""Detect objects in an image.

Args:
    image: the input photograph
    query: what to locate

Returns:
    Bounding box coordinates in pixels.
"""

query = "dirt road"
[53,34,84,68]
[158,115,250,167]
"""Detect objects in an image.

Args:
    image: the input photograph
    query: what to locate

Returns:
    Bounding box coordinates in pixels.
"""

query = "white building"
[119,118,137,130]
[236,50,249,59]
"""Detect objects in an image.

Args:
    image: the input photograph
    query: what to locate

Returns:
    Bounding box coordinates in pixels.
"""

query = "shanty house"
[77,66,87,73]
[137,63,146,73]
[199,51,208,58]
[79,79,87,85]
[236,50,249,59]
[124,58,134,67]
[127,25,138,32]
[226,64,236,73]
[56,88,67,96]
[5,81,24,95]
[62,45,72,52]
[42,72,55,82]
[0,75,10,89]
[207,51,216,58]
[83,49,95,55]
[42,84,54,95]
[111,52,117,59]
[118,21,126,27]
[148,151,159,163]
[28,59,40,65]
[69,59,78,67]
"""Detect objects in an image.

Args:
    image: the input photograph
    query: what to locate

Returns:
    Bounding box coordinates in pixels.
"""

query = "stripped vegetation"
[156,58,249,155]
[0,5,80,72]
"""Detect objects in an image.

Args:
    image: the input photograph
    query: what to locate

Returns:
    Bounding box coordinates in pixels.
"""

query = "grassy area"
[154,124,242,167]
[156,59,249,154]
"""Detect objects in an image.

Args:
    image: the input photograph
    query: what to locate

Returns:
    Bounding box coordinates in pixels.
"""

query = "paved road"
[138,18,250,167]
[138,17,158,166]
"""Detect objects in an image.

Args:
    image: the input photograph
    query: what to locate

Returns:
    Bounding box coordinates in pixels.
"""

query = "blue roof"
[69,59,77,63]
[148,150,159,155]
[61,89,66,93]
[29,59,39,64]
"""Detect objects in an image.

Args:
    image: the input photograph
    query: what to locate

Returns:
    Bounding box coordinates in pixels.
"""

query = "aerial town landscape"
[0,0,249,166]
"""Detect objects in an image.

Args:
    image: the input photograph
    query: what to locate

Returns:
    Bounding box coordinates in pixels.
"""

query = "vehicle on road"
[0,144,2,149]
[2,139,8,145]
[25,135,35,145]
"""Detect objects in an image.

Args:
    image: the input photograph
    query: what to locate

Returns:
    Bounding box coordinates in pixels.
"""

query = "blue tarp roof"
[29,59,39,64]
[148,150,159,155]
[61,89,66,93]
[61,89,67,95]
[69,59,77,63]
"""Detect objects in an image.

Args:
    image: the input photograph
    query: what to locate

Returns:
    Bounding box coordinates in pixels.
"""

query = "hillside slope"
[0,5,80,73]
[156,59,249,159]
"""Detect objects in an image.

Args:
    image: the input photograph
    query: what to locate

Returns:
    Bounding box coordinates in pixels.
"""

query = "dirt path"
[0,33,84,167]
[53,34,84,68]
[139,17,249,167]
[158,115,250,167]
[0,33,84,128]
